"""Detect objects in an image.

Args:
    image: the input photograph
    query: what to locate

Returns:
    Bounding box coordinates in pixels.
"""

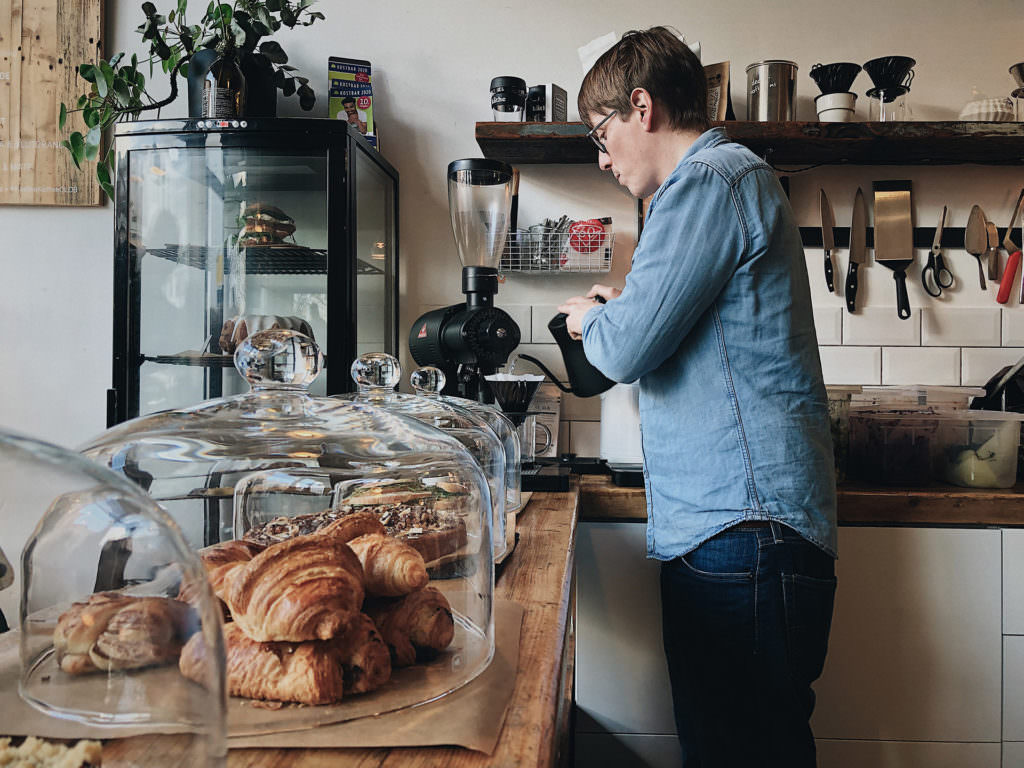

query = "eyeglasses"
[586,111,617,155]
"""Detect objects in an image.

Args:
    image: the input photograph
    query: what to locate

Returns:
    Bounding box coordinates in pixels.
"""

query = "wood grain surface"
[0,0,101,205]
[103,485,580,768]
[578,473,1024,527]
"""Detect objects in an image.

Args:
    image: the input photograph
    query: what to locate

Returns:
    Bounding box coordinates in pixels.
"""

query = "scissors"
[922,206,954,297]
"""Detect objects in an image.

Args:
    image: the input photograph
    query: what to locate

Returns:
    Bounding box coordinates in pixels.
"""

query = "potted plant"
[60,0,325,197]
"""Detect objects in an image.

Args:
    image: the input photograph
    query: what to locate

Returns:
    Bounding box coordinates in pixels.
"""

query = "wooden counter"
[104,486,579,768]
[578,473,1024,526]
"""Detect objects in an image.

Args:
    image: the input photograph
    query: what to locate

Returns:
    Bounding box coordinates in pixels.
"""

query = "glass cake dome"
[1,429,226,766]
[333,353,508,561]
[78,331,496,721]
[410,366,522,515]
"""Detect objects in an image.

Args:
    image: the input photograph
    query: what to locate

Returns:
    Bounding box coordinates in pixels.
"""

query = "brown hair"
[578,26,710,133]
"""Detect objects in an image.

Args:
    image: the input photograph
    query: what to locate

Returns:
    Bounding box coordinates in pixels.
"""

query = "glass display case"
[110,118,398,425]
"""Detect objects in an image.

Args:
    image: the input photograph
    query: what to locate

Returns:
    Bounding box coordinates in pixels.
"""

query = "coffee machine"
[409,159,521,402]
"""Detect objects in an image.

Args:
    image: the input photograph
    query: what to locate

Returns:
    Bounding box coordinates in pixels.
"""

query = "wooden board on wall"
[0,0,102,205]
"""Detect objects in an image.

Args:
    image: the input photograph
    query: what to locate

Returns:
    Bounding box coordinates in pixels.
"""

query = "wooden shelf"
[476,121,1024,166]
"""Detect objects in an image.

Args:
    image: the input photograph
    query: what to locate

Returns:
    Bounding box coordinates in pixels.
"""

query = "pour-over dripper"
[484,374,545,425]
[809,62,861,95]
[863,56,915,90]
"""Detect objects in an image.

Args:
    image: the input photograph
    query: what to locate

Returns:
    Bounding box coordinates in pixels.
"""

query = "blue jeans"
[660,521,836,768]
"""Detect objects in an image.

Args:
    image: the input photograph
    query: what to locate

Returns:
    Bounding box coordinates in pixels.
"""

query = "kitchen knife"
[845,188,867,313]
[998,187,1024,304]
[820,188,836,292]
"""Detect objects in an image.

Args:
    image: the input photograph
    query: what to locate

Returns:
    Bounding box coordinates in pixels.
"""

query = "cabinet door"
[1004,742,1024,768]
[575,733,681,768]
[1005,530,1024,635]
[574,521,676,736]
[1005,636,1024,741]
[811,527,1002,742]
[816,739,1000,768]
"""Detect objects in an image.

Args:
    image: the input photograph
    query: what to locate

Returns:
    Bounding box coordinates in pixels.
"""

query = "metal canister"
[745,60,798,121]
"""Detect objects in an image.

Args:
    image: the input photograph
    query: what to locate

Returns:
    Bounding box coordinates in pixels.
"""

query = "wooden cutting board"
[0,0,102,205]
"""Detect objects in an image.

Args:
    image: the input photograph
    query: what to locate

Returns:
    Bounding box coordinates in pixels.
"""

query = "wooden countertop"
[578,473,1024,527]
[104,486,579,768]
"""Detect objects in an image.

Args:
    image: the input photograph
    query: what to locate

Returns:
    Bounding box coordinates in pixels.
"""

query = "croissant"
[181,622,345,705]
[178,539,266,617]
[347,533,429,597]
[364,587,455,667]
[226,533,364,642]
[54,593,194,675]
[332,613,392,694]
[317,511,385,542]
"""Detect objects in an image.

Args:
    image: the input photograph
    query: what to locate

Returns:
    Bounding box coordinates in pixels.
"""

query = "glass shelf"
[144,244,384,275]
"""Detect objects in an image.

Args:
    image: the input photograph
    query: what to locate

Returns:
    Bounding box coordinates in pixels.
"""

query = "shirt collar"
[648,127,728,211]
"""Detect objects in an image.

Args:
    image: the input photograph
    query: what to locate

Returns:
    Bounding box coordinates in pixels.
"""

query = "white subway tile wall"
[523,296,1024,456]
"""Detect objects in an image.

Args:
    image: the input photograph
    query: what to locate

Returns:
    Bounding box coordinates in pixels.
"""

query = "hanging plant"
[60,0,325,198]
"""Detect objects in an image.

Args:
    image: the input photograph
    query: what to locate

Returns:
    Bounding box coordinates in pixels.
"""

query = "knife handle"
[894,270,912,320]
[824,253,834,293]
[845,261,859,313]
[998,250,1020,304]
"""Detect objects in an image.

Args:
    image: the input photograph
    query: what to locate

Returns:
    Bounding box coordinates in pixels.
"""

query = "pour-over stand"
[486,376,570,492]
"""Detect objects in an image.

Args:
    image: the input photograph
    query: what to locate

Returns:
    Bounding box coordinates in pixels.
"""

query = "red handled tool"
[997,188,1024,304]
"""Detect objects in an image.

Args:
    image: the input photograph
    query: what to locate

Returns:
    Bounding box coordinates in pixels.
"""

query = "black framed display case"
[108,118,398,425]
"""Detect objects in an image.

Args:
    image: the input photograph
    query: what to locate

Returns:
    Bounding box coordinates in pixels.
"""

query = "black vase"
[187,48,277,118]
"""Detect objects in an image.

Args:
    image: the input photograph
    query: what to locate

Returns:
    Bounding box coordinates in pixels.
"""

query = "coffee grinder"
[409,159,522,402]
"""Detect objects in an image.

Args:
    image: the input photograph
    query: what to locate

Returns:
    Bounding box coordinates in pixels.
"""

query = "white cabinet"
[1005,637,1024,741]
[1004,741,1024,767]
[812,527,1003,743]
[1005,531,1024,635]
[816,739,1000,768]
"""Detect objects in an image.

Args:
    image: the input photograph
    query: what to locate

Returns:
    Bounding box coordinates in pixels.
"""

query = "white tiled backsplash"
[501,298,1024,455]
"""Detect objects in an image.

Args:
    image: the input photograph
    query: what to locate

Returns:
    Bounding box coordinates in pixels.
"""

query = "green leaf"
[77,94,88,108]
[281,77,294,96]
[131,53,138,68]
[59,102,67,131]
[84,126,101,161]
[308,11,324,21]
[82,106,98,127]
[266,0,282,10]
[108,52,125,68]
[297,83,315,111]
[279,64,296,71]
[96,158,111,186]
[99,178,114,200]
[79,63,98,82]
[230,18,246,47]
[99,60,115,89]
[141,1,157,17]
[168,9,175,22]
[68,131,85,168]
[178,0,188,16]
[300,0,315,8]
[280,7,295,26]
[258,40,287,64]
[179,61,189,77]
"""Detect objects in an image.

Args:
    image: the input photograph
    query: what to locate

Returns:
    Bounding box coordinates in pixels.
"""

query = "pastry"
[218,314,315,354]
[364,587,455,667]
[317,511,386,542]
[237,202,297,247]
[178,539,266,618]
[181,622,345,706]
[333,613,392,695]
[0,737,101,767]
[347,533,429,597]
[226,534,364,642]
[54,593,195,676]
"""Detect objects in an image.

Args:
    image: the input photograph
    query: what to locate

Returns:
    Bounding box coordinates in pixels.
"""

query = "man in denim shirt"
[558,27,838,768]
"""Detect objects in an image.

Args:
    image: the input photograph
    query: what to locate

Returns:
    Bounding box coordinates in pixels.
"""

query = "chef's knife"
[845,188,867,313]
[820,188,835,292]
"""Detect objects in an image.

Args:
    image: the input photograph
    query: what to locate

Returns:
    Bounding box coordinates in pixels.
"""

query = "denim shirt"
[581,127,837,560]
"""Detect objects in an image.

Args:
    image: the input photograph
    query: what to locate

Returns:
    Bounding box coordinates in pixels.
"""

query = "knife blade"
[845,188,867,313]
[820,188,836,293]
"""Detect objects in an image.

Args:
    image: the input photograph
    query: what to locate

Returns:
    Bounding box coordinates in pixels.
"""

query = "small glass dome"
[334,353,508,561]
[79,332,495,721]
[0,429,225,766]
[411,366,522,514]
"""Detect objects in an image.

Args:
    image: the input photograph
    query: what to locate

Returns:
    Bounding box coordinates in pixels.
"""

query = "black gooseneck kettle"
[516,304,616,398]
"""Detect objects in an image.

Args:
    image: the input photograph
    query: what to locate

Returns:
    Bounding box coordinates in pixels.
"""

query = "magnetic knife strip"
[799,226,1024,249]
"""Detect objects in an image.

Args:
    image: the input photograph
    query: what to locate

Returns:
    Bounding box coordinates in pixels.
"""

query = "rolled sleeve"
[581,162,747,383]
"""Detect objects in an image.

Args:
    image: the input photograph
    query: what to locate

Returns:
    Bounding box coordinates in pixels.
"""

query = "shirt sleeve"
[580,162,747,383]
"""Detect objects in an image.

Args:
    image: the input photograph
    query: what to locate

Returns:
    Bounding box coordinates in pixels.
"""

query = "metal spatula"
[873,180,914,320]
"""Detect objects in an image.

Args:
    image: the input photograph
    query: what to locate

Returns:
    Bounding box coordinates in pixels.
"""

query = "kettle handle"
[515,353,574,394]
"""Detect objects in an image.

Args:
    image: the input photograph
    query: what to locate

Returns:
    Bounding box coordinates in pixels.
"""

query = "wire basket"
[500,226,614,274]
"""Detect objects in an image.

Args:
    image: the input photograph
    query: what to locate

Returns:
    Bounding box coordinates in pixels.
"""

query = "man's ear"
[630,88,655,132]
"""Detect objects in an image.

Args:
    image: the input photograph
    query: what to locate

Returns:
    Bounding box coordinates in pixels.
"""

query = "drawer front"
[816,739,1000,768]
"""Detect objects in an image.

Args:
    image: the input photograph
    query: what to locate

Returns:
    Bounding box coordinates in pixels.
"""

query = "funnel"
[863,56,915,90]
[484,374,544,425]
[809,62,861,95]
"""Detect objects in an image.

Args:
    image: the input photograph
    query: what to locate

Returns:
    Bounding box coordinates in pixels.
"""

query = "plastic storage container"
[848,409,944,485]
[333,353,508,562]
[79,330,497,724]
[826,386,862,483]
[936,410,1024,488]
[1,430,226,766]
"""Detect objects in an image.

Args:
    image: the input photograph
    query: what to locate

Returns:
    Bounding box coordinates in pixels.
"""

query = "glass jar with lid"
[78,330,496,724]
[334,353,508,561]
[410,365,522,515]
[1,430,226,766]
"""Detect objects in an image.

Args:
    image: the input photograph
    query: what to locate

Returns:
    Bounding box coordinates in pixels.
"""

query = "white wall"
[0,0,1022,454]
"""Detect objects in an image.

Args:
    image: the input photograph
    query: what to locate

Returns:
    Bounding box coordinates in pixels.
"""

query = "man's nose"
[598,151,612,171]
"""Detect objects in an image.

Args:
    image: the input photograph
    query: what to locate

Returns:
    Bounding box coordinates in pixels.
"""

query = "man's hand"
[557,284,621,339]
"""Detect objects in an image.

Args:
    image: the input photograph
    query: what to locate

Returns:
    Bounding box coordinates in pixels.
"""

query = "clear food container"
[411,366,522,515]
[78,331,496,725]
[848,409,944,485]
[853,386,985,410]
[333,353,508,561]
[827,386,862,483]
[1,430,226,766]
[936,410,1024,488]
